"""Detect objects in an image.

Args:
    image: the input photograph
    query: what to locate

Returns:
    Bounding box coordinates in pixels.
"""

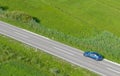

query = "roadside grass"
[0,60,45,76]
[0,35,98,76]
[0,0,120,63]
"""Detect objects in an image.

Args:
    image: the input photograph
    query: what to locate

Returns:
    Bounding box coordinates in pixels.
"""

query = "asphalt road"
[0,21,120,76]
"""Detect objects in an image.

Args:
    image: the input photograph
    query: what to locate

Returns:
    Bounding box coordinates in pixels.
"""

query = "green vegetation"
[0,35,98,76]
[4,11,40,25]
[0,61,45,76]
[0,0,120,63]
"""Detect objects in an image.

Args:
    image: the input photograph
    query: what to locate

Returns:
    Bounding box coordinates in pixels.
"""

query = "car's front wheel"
[95,58,99,61]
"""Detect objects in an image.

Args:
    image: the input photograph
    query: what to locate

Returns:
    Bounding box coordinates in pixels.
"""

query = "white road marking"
[99,61,120,71]
[53,46,74,55]
[22,29,50,40]
[107,67,120,74]
[14,32,29,38]
[0,21,50,40]
[104,59,120,67]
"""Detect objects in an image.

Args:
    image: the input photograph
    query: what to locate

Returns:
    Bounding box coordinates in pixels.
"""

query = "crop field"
[0,0,120,63]
[0,35,98,76]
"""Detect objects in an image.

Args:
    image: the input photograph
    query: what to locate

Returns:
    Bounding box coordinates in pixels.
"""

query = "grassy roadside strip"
[0,34,98,76]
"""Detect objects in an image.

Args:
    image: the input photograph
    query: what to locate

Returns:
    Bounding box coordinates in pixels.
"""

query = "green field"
[0,0,120,63]
[0,35,98,76]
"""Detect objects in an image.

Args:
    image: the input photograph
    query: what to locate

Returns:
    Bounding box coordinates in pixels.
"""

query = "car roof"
[90,52,100,56]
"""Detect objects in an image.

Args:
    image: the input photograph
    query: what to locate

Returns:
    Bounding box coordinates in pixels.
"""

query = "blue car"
[83,51,104,61]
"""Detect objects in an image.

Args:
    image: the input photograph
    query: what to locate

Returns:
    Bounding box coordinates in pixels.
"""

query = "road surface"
[0,21,120,76]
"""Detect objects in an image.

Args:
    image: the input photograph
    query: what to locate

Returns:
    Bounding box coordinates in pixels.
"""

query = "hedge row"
[0,5,40,26]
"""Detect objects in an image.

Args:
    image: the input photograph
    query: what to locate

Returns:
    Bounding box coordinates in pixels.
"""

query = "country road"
[0,21,120,76]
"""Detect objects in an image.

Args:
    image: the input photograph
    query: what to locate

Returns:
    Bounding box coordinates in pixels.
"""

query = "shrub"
[4,11,40,25]
[0,6,8,11]
[50,68,60,75]
[0,6,8,17]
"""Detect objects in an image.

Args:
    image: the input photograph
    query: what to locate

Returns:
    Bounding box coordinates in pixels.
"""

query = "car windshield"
[92,52,100,56]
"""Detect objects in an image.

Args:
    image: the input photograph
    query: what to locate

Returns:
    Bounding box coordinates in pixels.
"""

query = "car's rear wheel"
[84,53,88,57]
